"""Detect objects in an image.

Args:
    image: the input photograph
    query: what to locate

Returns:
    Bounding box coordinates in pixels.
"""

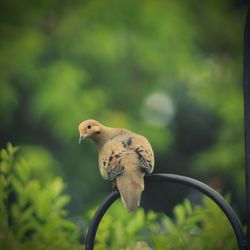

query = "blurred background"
[0,0,248,223]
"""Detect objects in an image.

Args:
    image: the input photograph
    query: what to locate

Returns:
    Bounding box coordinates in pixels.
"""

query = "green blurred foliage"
[86,196,237,250]
[0,144,238,249]
[0,143,81,250]
[0,0,247,241]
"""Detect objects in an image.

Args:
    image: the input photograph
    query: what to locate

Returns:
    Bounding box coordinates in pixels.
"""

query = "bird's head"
[78,119,102,144]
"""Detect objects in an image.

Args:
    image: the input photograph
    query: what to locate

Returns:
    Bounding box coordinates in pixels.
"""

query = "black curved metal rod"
[85,173,246,250]
[146,174,246,249]
[85,189,120,250]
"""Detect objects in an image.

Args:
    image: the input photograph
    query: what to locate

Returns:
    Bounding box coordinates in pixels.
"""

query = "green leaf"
[7,143,18,156]
[1,149,9,161]
[174,203,186,225]
[0,161,9,174]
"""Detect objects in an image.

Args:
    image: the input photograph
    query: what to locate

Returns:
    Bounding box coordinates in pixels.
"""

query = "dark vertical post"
[244,6,250,249]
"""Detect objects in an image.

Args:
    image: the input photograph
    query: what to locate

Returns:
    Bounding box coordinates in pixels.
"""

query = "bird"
[78,119,154,212]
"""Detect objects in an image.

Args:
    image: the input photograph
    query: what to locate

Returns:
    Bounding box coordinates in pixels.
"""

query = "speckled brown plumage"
[79,119,155,211]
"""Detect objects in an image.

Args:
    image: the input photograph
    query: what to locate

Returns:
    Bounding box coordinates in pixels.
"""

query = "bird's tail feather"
[116,171,144,212]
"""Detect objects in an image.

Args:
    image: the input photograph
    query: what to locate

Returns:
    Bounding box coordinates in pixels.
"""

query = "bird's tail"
[116,171,145,212]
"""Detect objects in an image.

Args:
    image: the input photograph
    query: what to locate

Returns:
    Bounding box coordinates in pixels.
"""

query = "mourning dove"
[78,119,154,211]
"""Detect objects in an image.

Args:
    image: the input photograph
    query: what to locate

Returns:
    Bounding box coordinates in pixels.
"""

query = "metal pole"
[85,189,120,250]
[146,174,246,250]
[244,6,250,249]
[85,174,246,250]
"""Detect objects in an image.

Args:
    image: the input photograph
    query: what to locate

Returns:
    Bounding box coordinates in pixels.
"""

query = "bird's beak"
[79,135,85,144]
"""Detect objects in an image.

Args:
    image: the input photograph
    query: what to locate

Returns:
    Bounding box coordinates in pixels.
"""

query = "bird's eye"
[87,125,92,129]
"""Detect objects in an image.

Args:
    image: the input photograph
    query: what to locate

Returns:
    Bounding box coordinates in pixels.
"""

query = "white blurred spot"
[142,92,175,126]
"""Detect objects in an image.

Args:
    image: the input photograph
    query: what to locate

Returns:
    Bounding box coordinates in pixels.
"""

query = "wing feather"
[99,133,154,181]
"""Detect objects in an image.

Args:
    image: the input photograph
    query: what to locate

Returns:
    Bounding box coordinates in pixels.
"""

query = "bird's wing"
[127,134,155,174]
[99,133,154,181]
[99,136,127,181]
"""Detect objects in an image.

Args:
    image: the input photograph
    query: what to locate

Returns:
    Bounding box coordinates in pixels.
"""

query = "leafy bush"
[87,195,238,250]
[0,143,81,250]
[0,144,239,249]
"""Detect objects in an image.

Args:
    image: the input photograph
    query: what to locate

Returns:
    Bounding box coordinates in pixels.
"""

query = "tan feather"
[116,170,145,212]
[115,152,145,212]
[78,119,155,212]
